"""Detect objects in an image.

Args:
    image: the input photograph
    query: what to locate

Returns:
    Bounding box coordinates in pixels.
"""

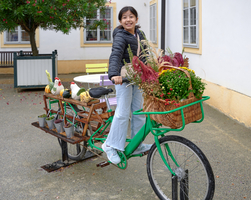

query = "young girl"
[102,6,151,164]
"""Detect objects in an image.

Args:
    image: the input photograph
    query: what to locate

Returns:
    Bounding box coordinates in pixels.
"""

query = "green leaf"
[77,88,86,96]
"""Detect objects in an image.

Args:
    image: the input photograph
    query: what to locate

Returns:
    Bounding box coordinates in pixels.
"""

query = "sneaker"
[132,143,152,155]
[102,142,121,164]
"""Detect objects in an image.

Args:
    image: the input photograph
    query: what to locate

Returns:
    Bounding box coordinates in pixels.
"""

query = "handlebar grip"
[111,77,130,84]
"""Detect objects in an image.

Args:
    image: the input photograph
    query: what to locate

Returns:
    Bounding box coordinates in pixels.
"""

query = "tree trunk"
[29,30,38,56]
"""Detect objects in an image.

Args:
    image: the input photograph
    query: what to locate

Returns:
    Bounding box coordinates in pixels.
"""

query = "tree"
[0,0,107,56]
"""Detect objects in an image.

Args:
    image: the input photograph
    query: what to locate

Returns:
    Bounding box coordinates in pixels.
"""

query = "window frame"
[4,26,30,44]
[150,3,157,44]
[183,0,199,48]
[84,7,113,44]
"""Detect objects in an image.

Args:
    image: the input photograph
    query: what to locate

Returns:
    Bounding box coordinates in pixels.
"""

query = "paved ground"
[0,74,251,199]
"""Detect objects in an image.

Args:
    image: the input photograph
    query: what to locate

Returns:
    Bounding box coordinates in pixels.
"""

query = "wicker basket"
[143,65,202,129]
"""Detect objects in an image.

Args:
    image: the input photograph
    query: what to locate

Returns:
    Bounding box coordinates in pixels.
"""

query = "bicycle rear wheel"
[147,135,215,200]
[65,105,88,161]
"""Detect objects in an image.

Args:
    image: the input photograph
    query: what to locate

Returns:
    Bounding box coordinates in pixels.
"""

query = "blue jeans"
[105,83,145,151]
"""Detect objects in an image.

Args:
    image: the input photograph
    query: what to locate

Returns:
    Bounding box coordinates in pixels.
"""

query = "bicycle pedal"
[96,161,110,168]
[142,150,149,156]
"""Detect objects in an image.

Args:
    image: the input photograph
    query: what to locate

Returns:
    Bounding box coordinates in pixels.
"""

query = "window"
[4,26,30,44]
[183,0,199,48]
[84,7,113,44]
[150,3,157,44]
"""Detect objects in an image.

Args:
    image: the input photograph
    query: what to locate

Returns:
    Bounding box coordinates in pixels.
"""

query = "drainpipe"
[161,0,166,52]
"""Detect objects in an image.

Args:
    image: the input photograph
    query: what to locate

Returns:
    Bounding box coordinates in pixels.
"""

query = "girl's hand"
[111,76,122,85]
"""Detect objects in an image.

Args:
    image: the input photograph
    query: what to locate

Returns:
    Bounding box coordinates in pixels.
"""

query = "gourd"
[45,85,51,93]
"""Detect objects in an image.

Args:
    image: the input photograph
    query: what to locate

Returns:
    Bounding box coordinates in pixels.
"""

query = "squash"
[60,89,65,97]
[45,85,51,93]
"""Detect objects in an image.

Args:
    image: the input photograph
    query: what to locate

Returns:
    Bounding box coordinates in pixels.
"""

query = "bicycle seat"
[89,87,113,98]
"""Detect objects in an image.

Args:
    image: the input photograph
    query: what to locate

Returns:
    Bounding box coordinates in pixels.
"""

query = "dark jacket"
[108,27,146,80]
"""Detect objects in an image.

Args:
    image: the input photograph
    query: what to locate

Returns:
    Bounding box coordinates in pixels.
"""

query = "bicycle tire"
[65,105,88,161]
[147,135,215,200]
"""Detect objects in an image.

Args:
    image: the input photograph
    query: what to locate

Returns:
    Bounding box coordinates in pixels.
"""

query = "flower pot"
[54,120,64,133]
[38,116,46,128]
[46,116,56,130]
[64,126,74,138]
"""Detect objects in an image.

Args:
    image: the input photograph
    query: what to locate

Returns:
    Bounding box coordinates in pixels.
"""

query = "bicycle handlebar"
[111,77,130,84]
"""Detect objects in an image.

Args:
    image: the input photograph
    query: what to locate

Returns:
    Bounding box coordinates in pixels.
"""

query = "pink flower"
[26,1,30,3]
[167,92,171,95]
[63,3,66,6]
[174,52,184,66]
[37,11,42,13]
[33,3,36,6]
[170,88,173,91]
[3,19,6,21]
[132,56,159,84]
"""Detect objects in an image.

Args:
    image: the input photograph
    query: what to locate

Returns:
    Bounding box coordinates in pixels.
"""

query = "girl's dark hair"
[117,6,141,29]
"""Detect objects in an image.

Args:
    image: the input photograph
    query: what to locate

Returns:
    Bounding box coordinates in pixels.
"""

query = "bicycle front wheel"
[147,135,215,200]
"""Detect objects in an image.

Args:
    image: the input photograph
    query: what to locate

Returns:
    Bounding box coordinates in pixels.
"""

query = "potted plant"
[45,115,55,130]
[64,122,74,138]
[38,114,47,128]
[54,119,64,133]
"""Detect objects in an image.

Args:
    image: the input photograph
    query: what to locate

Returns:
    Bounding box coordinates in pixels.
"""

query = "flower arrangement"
[125,39,206,104]
[158,67,205,102]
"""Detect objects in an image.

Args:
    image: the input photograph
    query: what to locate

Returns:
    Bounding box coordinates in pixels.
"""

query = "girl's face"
[119,10,138,35]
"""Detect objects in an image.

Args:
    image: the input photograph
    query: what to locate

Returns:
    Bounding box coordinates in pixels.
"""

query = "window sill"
[183,47,202,55]
[81,43,112,47]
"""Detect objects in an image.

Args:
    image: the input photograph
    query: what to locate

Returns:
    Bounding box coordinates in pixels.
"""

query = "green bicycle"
[50,83,215,200]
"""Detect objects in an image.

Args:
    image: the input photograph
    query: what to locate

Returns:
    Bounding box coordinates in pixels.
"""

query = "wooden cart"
[32,92,114,172]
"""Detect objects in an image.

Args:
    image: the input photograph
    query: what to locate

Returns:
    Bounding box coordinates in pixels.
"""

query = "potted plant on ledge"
[64,122,74,138]
[45,116,55,130]
[54,119,64,133]
[38,114,47,128]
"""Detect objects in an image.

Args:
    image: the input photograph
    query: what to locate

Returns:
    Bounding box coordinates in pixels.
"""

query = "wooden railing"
[0,51,32,68]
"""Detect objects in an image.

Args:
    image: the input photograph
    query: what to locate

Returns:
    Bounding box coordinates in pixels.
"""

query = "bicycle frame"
[88,95,210,172]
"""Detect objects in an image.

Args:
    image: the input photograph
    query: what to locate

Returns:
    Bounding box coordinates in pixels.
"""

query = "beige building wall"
[0,59,109,75]
[204,80,251,129]
[57,59,109,74]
